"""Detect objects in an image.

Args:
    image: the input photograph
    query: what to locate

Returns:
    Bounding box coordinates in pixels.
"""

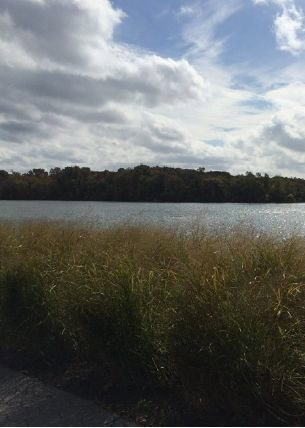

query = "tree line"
[0,165,304,202]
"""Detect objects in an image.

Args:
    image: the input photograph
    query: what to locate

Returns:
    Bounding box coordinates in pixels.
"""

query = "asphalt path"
[0,364,133,427]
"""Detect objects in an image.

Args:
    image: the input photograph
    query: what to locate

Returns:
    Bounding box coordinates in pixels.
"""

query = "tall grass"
[0,220,305,425]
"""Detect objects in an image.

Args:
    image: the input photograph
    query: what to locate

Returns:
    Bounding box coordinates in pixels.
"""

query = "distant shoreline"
[1,165,305,203]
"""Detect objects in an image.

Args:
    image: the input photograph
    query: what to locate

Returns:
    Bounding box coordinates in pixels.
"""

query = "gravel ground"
[0,364,134,427]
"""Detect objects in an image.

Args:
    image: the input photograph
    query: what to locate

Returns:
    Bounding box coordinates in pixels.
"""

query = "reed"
[0,220,305,425]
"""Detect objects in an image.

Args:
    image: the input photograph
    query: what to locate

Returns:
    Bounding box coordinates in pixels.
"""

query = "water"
[0,200,305,236]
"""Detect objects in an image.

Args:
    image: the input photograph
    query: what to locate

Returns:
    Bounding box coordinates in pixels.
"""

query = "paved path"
[0,364,133,426]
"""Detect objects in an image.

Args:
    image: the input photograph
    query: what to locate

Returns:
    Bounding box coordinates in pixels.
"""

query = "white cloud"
[254,0,305,55]
[223,70,305,176]
[274,2,305,54]
[181,0,242,60]
[178,6,196,17]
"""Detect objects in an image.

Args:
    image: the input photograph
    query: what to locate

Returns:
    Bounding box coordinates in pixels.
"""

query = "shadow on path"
[0,364,133,427]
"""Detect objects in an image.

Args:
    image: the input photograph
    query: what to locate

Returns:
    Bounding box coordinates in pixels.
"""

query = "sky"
[1,0,305,176]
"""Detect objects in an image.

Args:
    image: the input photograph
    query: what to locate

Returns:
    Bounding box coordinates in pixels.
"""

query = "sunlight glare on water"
[1,201,305,236]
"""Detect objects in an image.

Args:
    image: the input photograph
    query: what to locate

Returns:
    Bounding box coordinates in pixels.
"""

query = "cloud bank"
[0,0,305,177]
[0,0,208,171]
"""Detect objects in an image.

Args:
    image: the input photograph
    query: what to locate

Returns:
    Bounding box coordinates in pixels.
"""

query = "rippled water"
[0,200,305,236]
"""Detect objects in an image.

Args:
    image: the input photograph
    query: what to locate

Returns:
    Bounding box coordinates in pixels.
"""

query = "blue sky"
[113,0,304,83]
[113,1,303,64]
[0,0,305,176]
[112,0,188,57]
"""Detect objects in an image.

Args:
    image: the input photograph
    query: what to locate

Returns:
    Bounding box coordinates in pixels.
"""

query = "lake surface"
[1,200,305,236]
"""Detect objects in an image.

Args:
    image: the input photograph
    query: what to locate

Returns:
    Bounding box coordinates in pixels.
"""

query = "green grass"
[0,220,305,425]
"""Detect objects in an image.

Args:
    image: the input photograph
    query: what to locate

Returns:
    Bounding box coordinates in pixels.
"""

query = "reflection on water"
[0,200,305,236]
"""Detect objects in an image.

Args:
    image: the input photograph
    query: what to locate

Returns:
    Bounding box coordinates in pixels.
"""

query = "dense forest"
[0,165,305,202]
